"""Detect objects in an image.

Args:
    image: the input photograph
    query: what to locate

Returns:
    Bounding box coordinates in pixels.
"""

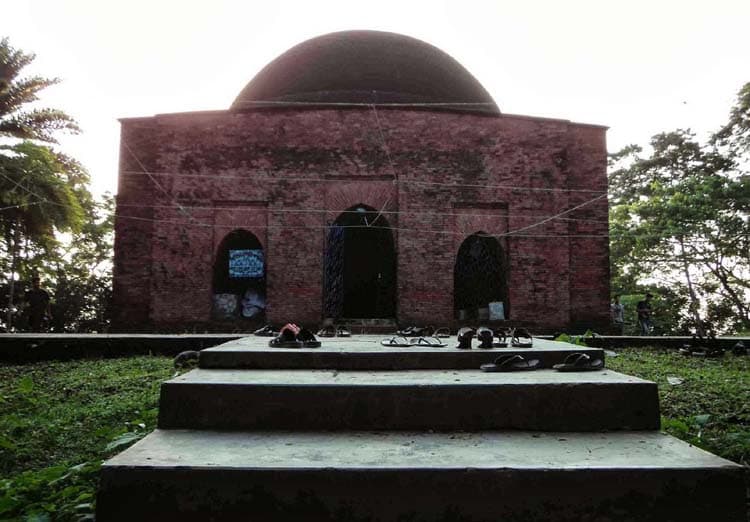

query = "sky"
[2,0,749,195]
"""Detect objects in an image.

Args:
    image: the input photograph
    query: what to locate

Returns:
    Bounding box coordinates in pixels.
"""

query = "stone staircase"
[96,336,746,521]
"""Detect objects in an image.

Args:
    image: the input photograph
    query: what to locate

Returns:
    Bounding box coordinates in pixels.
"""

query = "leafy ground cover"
[0,349,747,520]
[607,346,750,466]
[0,356,174,521]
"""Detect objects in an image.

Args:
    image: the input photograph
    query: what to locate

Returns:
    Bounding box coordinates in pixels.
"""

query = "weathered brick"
[113,109,609,332]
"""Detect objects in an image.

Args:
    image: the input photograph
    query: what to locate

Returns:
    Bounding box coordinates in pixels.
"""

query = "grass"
[0,356,174,521]
[0,348,747,520]
[607,346,750,466]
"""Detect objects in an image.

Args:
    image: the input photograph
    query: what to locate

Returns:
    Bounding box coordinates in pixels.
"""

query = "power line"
[120,169,607,194]
[114,202,610,224]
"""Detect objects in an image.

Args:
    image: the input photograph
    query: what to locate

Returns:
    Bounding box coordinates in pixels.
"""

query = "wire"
[0,201,44,211]
[120,140,213,228]
[113,202,610,224]
[501,193,608,236]
[4,195,746,241]
[119,169,607,194]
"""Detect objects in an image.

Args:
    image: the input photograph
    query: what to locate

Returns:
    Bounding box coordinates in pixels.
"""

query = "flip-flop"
[269,324,303,348]
[336,325,352,337]
[410,336,447,348]
[511,328,534,348]
[456,327,475,350]
[434,327,451,338]
[493,327,510,348]
[553,352,604,372]
[253,324,279,337]
[317,325,336,337]
[481,354,540,372]
[381,336,413,347]
[297,328,321,348]
[477,327,494,349]
[397,326,418,336]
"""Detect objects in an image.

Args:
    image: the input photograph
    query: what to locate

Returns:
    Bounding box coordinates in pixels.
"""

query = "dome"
[231,30,499,115]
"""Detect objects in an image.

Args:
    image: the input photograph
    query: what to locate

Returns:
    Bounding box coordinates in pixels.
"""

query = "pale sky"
[2,0,749,195]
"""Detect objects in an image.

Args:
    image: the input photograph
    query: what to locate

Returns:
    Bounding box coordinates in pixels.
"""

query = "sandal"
[553,352,604,372]
[253,324,279,337]
[317,325,336,337]
[397,326,418,336]
[336,325,352,337]
[434,327,451,338]
[481,354,540,372]
[381,336,413,347]
[269,323,303,348]
[456,327,475,350]
[477,326,494,349]
[511,328,534,348]
[410,336,447,348]
[297,328,321,348]
[493,327,510,348]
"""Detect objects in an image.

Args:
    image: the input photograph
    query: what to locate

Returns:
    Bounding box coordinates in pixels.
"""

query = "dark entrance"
[324,205,396,318]
[212,229,266,320]
[454,232,508,319]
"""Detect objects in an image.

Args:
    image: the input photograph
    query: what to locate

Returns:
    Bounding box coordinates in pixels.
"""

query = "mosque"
[112,30,610,332]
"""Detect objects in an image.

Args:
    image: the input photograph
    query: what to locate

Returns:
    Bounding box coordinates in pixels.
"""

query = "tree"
[0,142,84,328]
[0,37,80,142]
[49,194,114,332]
[609,83,750,334]
[0,37,84,330]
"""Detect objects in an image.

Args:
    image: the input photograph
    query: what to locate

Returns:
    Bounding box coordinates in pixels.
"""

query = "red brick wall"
[113,108,608,332]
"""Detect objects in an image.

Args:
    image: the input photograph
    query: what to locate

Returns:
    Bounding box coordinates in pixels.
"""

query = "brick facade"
[113,107,609,332]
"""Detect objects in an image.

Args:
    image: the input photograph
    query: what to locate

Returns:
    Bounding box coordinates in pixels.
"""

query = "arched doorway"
[454,232,508,320]
[324,205,396,318]
[212,229,266,320]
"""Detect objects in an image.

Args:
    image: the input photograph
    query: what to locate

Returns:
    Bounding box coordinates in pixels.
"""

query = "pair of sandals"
[480,352,604,372]
[487,327,533,348]
[317,325,352,337]
[381,336,447,347]
[679,334,724,357]
[457,327,533,349]
[268,323,321,348]
[396,325,432,337]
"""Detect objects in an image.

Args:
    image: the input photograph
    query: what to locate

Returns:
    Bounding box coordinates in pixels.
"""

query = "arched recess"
[212,229,266,320]
[453,232,508,320]
[324,205,396,318]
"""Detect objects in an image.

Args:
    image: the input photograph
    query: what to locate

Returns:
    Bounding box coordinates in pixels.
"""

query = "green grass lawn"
[607,347,750,466]
[0,357,174,521]
[0,349,747,521]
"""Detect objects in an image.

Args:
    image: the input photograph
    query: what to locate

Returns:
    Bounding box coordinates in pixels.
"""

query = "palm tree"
[0,37,80,142]
[0,37,83,329]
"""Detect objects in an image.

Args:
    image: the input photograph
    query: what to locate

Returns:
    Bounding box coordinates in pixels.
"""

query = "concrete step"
[158,368,659,431]
[96,429,746,522]
[199,335,605,370]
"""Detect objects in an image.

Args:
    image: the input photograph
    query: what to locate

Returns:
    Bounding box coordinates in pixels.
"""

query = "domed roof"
[231,30,499,115]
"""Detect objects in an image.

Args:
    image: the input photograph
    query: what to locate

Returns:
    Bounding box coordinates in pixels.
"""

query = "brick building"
[112,30,610,332]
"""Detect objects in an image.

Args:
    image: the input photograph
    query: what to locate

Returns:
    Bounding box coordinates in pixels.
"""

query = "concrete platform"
[97,429,746,521]
[199,335,606,370]
[157,368,660,431]
[0,333,241,362]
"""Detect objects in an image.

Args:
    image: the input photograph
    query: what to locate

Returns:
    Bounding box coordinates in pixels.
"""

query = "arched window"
[212,230,265,320]
[454,232,508,320]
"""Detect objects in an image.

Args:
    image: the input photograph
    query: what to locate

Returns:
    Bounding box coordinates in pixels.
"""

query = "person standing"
[611,295,625,335]
[636,293,654,335]
[24,275,51,332]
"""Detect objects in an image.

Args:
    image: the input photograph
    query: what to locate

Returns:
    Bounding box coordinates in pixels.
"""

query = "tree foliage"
[1,37,111,332]
[610,82,750,334]
[0,37,80,142]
